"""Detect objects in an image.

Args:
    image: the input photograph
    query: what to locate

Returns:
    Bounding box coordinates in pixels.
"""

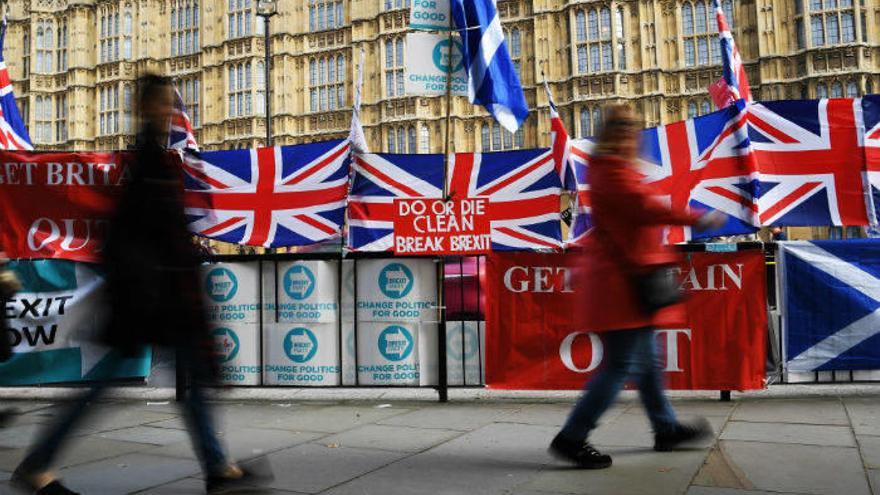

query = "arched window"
[396,127,405,153]
[57,19,68,71]
[420,125,430,152]
[228,62,254,117]
[580,108,592,138]
[615,7,626,69]
[310,0,344,30]
[172,0,199,55]
[592,107,602,132]
[387,129,396,153]
[722,0,734,26]
[508,28,522,76]
[846,81,858,97]
[700,99,711,115]
[576,11,586,42]
[682,3,694,35]
[575,6,620,74]
[831,81,843,97]
[385,37,405,98]
[309,54,346,111]
[867,79,874,95]
[682,0,720,67]
[408,126,416,153]
[481,124,490,152]
[228,0,254,39]
[123,12,133,59]
[816,83,828,98]
[800,0,858,48]
[688,101,698,119]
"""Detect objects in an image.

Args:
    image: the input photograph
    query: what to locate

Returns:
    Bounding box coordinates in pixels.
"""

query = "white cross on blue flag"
[450,0,528,132]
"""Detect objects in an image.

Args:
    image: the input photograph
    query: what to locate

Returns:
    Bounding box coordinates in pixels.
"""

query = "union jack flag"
[168,87,199,151]
[347,153,443,251]
[566,139,592,246]
[182,140,350,248]
[863,95,880,226]
[0,17,32,151]
[708,0,751,109]
[747,98,870,227]
[449,149,562,250]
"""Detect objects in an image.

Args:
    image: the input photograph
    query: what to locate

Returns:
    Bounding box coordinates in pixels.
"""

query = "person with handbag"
[549,105,726,469]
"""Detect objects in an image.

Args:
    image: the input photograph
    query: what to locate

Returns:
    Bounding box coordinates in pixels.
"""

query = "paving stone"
[525,447,710,495]
[376,404,519,431]
[23,403,177,435]
[261,442,407,494]
[98,426,191,446]
[659,399,737,418]
[0,470,9,481]
[687,488,809,495]
[0,447,23,471]
[720,421,855,447]
[869,469,879,495]
[590,411,725,448]
[0,423,48,449]
[324,423,557,495]
[138,476,309,494]
[148,426,324,462]
[857,435,880,469]
[501,403,629,427]
[215,404,409,433]
[57,453,200,495]
[145,417,187,430]
[844,398,880,436]
[692,440,870,495]
[731,399,848,425]
[320,424,463,453]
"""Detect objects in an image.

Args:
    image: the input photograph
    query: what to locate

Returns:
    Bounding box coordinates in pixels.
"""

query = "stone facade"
[4,0,880,153]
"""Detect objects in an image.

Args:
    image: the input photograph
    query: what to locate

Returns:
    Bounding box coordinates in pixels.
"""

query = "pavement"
[0,386,877,495]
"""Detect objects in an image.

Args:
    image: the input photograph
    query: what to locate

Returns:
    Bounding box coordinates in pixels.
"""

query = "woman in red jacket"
[549,105,725,469]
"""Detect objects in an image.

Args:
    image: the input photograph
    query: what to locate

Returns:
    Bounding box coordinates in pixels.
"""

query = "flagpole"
[442,29,454,199]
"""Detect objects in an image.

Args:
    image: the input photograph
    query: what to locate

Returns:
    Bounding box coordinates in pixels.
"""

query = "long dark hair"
[136,73,173,118]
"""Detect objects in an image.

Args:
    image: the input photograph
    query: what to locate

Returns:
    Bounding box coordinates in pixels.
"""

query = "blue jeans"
[18,346,227,476]
[560,328,677,442]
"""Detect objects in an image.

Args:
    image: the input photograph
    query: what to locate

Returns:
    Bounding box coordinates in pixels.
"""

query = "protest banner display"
[446,321,484,386]
[393,198,491,255]
[264,323,341,386]
[404,33,468,97]
[409,0,450,30]
[0,151,128,262]
[485,251,767,390]
[268,260,339,323]
[202,262,260,325]
[0,259,151,385]
[356,259,437,323]
[211,323,260,385]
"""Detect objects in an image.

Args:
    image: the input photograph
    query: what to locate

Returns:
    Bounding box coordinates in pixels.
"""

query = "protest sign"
[409,0,450,30]
[211,323,261,385]
[404,33,468,97]
[393,198,491,255]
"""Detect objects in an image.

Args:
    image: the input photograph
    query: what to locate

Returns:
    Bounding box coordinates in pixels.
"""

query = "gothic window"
[384,37,405,98]
[172,0,199,56]
[800,0,858,47]
[56,19,68,71]
[227,0,254,39]
[35,21,54,73]
[682,0,732,67]
[228,61,253,117]
[506,28,522,78]
[310,54,346,112]
[816,82,828,98]
[846,80,858,97]
[574,5,623,74]
[310,0,344,31]
[481,121,523,151]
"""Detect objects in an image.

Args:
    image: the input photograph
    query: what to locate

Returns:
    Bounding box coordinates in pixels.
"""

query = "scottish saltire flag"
[169,87,199,151]
[182,140,350,248]
[348,48,369,154]
[639,99,759,243]
[450,0,528,132]
[347,153,443,251]
[863,95,880,226]
[0,17,33,150]
[449,150,562,250]
[781,240,880,371]
[747,98,870,227]
[708,0,751,109]
[565,139,592,246]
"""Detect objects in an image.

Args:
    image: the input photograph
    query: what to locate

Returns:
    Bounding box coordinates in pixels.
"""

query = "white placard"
[405,33,468,97]
[409,0,451,30]
[446,321,485,386]
[263,322,341,386]
[211,323,261,386]
[269,260,339,324]
[202,262,260,325]
[357,322,423,386]
[356,258,438,323]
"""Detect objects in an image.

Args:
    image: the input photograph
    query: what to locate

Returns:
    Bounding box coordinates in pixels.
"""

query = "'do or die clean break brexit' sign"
[393,198,491,255]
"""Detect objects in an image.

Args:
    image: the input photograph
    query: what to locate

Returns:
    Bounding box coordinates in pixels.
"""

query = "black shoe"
[653,417,713,452]
[548,433,612,469]
[206,463,274,494]
[10,473,80,495]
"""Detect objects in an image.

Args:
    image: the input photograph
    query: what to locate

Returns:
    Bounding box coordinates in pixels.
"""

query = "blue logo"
[212,327,240,363]
[432,39,464,73]
[206,267,238,302]
[284,327,318,363]
[378,325,414,361]
[379,263,414,299]
[447,325,480,361]
[284,264,316,300]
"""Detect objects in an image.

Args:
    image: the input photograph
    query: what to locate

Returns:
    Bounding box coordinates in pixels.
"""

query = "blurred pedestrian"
[549,105,724,469]
[11,74,270,495]
[0,252,21,427]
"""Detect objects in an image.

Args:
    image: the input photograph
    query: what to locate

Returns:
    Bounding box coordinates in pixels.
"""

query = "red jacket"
[576,155,699,332]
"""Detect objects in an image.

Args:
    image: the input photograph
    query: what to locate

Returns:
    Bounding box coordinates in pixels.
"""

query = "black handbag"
[633,265,684,313]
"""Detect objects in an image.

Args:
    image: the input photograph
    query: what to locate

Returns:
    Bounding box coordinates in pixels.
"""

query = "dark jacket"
[100,126,210,357]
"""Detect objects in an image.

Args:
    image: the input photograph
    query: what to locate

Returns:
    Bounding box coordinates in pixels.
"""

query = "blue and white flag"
[450,0,528,132]
[780,240,880,372]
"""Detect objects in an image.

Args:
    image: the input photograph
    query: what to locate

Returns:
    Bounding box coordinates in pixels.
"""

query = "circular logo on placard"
[206,267,238,302]
[212,327,240,363]
[432,39,465,73]
[447,324,480,361]
[378,325,414,362]
[379,263,414,299]
[284,327,318,363]
[284,264,316,300]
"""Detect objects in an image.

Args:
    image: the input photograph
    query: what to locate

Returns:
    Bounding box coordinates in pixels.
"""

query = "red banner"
[0,151,128,262]
[485,250,767,390]
[393,198,491,255]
